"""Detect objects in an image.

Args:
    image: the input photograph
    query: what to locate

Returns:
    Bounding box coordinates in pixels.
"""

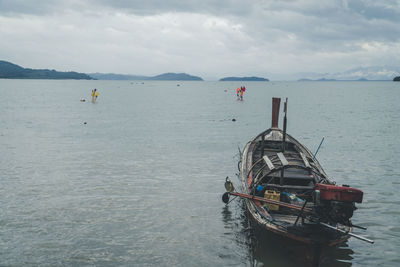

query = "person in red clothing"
[236,87,241,99]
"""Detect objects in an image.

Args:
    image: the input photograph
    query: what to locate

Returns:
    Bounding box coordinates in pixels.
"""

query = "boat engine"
[313,184,363,225]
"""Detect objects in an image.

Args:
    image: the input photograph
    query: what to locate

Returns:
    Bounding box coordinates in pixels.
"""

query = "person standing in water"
[91,88,99,103]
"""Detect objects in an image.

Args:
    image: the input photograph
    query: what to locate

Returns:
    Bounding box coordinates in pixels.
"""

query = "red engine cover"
[315,184,363,203]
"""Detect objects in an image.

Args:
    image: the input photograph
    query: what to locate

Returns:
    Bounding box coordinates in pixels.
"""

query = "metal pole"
[319,222,374,244]
[313,137,325,160]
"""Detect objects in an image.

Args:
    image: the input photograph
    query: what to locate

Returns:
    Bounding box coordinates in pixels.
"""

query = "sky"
[0,0,399,80]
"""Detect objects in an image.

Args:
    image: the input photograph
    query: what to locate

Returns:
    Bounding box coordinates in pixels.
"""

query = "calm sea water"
[0,80,399,266]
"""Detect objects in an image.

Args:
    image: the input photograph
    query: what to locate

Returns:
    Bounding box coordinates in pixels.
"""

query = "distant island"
[219,76,269,81]
[89,72,203,81]
[394,76,400,81]
[150,73,203,81]
[0,60,93,79]
[298,78,373,82]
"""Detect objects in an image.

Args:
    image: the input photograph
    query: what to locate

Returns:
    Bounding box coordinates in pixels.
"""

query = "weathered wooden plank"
[271,98,281,128]
[277,152,289,166]
[299,152,311,169]
[263,155,275,170]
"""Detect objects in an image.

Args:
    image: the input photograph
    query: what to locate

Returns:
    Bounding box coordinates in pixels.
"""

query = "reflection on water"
[321,243,354,267]
[221,199,355,267]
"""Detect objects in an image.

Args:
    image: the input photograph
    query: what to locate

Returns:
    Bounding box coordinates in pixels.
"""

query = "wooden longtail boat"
[223,97,373,249]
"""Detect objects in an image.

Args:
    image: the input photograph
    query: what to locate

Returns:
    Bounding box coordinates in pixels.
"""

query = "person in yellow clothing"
[91,88,99,103]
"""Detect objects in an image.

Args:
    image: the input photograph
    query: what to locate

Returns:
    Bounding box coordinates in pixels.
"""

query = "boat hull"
[239,128,351,247]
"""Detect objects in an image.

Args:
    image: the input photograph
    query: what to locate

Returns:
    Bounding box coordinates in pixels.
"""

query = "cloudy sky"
[0,0,399,80]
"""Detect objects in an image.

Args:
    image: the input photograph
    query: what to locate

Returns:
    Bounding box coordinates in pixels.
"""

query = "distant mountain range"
[298,78,369,82]
[0,60,204,81]
[89,72,203,81]
[295,66,400,81]
[2,60,398,81]
[0,60,93,79]
[394,76,400,81]
[219,76,269,81]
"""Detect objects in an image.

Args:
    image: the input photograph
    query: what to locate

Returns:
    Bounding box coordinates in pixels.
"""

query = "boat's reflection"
[221,200,354,267]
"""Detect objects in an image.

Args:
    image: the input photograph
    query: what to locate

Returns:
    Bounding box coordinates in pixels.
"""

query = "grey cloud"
[0,0,254,16]
[243,0,400,50]
[347,0,400,22]
[0,0,60,15]
[89,0,254,16]
[0,0,399,78]
[258,0,400,22]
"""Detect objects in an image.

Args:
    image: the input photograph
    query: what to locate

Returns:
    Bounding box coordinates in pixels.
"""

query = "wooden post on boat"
[271,97,281,128]
[271,97,285,185]
[267,97,281,157]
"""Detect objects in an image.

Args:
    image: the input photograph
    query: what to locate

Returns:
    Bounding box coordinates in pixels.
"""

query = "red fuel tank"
[315,184,363,203]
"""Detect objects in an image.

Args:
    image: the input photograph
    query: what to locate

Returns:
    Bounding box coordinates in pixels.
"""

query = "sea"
[0,79,399,266]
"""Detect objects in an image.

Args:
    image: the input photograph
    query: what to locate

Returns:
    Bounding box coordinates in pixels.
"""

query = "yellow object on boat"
[264,190,280,211]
